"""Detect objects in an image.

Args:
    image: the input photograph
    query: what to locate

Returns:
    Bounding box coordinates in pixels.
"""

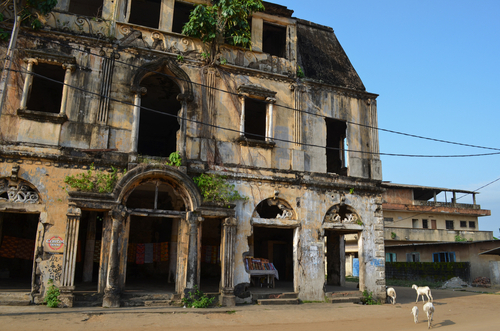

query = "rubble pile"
[471,277,491,287]
[441,277,469,289]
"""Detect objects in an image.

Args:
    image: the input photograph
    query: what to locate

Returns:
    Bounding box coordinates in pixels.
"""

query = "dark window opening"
[446,220,454,230]
[262,23,286,58]
[69,0,103,17]
[200,218,222,292]
[469,221,476,229]
[26,63,65,114]
[433,252,455,262]
[406,252,420,262]
[137,74,181,157]
[245,98,266,141]
[384,217,393,223]
[326,118,347,174]
[252,226,294,282]
[172,1,195,33]
[460,221,467,228]
[255,199,292,219]
[75,211,104,284]
[386,252,396,262]
[422,219,428,229]
[126,181,185,211]
[412,219,418,228]
[0,212,39,286]
[129,0,161,29]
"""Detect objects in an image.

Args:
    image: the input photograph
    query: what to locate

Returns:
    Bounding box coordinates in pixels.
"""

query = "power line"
[13,29,500,153]
[9,66,500,159]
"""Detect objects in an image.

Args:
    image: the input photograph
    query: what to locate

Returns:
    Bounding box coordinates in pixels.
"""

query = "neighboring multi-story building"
[0,1,385,307]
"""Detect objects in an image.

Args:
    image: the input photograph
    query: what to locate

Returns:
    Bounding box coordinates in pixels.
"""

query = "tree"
[182,0,265,65]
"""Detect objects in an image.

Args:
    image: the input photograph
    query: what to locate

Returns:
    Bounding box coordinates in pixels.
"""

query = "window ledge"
[235,136,276,149]
[17,108,68,124]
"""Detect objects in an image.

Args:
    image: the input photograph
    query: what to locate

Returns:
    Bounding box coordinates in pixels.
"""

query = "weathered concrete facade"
[0,1,385,306]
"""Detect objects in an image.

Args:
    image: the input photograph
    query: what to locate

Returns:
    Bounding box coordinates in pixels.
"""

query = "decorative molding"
[0,182,40,204]
[238,84,277,99]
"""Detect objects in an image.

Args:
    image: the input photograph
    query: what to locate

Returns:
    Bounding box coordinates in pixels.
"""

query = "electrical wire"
[9,66,500,159]
[11,29,500,153]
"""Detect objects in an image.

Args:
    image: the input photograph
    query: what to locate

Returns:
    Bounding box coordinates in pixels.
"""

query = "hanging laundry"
[136,243,145,264]
[144,243,154,264]
[0,236,19,259]
[153,243,161,262]
[161,242,169,261]
[15,238,35,260]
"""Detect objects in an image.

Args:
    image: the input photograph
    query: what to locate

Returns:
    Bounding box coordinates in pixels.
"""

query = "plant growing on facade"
[165,151,182,167]
[296,65,305,78]
[43,279,60,308]
[391,232,396,239]
[454,234,468,242]
[64,163,125,193]
[1,0,57,31]
[193,173,246,205]
[177,54,185,62]
[182,0,265,65]
[361,290,380,305]
[181,285,215,308]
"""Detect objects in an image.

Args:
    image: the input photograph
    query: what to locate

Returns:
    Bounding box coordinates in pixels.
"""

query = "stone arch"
[323,204,361,225]
[131,57,194,101]
[252,198,296,219]
[113,165,201,211]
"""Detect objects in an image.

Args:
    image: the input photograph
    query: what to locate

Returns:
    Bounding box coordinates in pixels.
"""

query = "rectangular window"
[68,0,103,17]
[433,252,456,262]
[238,85,276,144]
[244,98,267,141]
[129,0,161,29]
[469,221,476,229]
[386,253,396,262]
[384,217,394,223]
[446,220,454,230]
[460,221,467,228]
[412,219,419,228]
[406,252,420,262]
[172,1,195,33]
[422,219,428,229]
[26,63,65,114]
[326,118,347,175]
[262,22,287,57]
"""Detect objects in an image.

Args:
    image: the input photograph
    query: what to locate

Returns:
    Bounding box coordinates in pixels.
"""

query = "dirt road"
[1,287,499,331]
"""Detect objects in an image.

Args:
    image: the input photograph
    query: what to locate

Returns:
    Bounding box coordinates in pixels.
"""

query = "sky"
[279,0,500,237]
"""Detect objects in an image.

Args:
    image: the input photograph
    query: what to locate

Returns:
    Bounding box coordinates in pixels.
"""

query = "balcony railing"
[414,200,480,210]
[384,227,493,243]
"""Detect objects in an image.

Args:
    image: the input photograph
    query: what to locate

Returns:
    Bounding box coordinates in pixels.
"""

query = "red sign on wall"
[46,236,64,251]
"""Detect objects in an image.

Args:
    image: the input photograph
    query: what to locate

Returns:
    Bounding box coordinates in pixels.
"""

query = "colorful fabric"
[144,243,154,264]
[93,240,101,263]
[15,238,35,260]
[161,242,169,261]
[0,236,19,259]
[136,244,145,264]
[128,243,137,263]
[153,243,161,262]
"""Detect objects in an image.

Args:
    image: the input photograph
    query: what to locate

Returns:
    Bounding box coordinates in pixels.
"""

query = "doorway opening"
[200,218,222,293]
[0,212,39,290]
[137,74,181,158]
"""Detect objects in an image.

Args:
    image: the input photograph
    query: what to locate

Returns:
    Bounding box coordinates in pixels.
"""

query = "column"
[130,87,146,153]
[59,203,81,307]
[60,63,75,117]
[20,59,37,109]
[220,217,237,307]
[103,205,128,308]
[266,97,276,142]
[184,211,203,296]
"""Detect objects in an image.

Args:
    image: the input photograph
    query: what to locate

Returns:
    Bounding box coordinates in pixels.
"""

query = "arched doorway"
[0,179,42,291]
[137,74,181,157]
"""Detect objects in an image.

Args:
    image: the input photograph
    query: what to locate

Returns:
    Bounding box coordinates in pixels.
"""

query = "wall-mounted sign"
[46,236,64,251]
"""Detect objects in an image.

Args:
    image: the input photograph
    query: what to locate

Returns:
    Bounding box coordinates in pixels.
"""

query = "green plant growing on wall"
[182,0,265,65]
[361,290,380,305]
[454,234,467,242]
[296,65,305,78]
[193,173,247,205]
[64,163,125,193]
[43,279,60,308]
[177,54,185,62]
[391,232,396,239]
[181,285,215,308]
[166,151,182,167]
[1,0,58,32]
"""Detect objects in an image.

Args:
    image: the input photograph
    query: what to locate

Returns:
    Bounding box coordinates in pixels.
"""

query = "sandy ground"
[1,286,500,331]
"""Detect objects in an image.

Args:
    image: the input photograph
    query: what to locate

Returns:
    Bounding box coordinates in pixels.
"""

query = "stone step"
[257,298,300,305]
[252,292,298,300]
[327,290,362,298]
[328,296,362,304]
[144,300,177,307]
[0,292,31,306]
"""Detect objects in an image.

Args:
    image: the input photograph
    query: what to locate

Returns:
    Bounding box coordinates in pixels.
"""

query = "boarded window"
[68,0,103,17]
[262,23,286,57]
[26,63,65,114]
[172,1,195,33]
[446,220,454,230]
[244,98,266,141]
[129,0,161,29]
[326,118,347,174]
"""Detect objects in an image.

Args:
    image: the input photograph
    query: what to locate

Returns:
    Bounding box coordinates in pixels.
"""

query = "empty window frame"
[68,0,103,17]
[20,59,75,117]
[422,219,428,229]
[385,253,396,262]
[128,0,162,29]
[412,219,419,228]
[433,252,456,262]
[406,252,420,262]
[460,221,467,228]
[445,220,454,230]
[326,118,347,174]
[262,22,287,58]
[243,98,267,141]
[384,217,394,223]
[238,85,276,143]
[469,221,476,229]
[172,1,195,33]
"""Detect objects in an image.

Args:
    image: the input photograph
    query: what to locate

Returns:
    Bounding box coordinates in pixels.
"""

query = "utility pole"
[0,1,20,115]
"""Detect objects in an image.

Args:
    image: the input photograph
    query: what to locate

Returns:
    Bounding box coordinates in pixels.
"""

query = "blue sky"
[280,0,500,237]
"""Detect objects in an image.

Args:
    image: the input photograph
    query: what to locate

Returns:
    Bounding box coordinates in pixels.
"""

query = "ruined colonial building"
[0,1,384,307]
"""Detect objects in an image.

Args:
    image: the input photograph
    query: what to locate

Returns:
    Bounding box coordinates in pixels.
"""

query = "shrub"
[44,279,60,308]
[182,286,215,308]
[193,173,246,205]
